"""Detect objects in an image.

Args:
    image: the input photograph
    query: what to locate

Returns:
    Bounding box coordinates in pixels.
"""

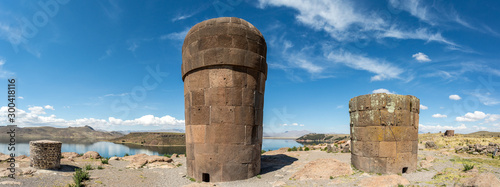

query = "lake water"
[0,139,303,158]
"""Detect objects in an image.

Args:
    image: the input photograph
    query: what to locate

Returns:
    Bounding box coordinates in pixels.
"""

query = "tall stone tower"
[349,93,420,174]
[182,17,267,182]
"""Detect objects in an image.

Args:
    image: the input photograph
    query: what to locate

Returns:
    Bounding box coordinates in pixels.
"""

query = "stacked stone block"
[444,130,455,137]
[29,140,62,169]
[349,93,419,174]
[182,17,267,182]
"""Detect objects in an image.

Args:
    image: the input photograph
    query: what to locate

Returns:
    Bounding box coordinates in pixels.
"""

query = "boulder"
[62,152,80,158]
[122,154,173,169]
[291,158,353,180]
[463,173,500,187]
[109,157,120,160]
[171,154,178,158]
[357,175,410,187]
[425,141,438,149]
[82,151,101,159]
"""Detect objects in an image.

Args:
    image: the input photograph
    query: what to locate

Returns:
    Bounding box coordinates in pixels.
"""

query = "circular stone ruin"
[349,93,420,174]
[29,140,62,169]
[182,17,267,182]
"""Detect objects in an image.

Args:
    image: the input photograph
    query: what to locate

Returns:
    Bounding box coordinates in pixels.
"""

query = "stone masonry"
[444,130,455,137]
[29,140,62,169]
[350,93,420,174]
[182,17,267,182]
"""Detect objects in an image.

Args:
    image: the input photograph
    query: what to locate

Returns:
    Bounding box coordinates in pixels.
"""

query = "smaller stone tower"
[349,93,420,174]
[29,140,62,169]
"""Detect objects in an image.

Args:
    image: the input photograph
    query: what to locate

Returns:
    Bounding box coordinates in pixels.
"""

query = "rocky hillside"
[0,125,123,142]
[110,132,185,146]
[296,133,349,142]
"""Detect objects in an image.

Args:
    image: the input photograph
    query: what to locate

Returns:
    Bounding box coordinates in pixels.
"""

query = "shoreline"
[263,137,298,140]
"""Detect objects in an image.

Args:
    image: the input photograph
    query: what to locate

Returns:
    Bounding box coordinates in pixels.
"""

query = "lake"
[0,139,304,158]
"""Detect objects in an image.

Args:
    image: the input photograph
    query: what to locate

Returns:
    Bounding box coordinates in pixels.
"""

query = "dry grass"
[419,133,500,148]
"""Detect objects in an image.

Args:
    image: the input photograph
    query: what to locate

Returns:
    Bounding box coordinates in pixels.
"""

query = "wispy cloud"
[420,104,428,110]
[420,123,467,132]
[160,28,190,41]
[326,50,403,81]
[470,92,500,106]
[98,48,113,60]
[172,13,196,22]
[0,57,14,78]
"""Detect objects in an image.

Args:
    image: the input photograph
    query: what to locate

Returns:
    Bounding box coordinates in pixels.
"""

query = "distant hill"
[110,132,185,146]
[115,128,185,135]
[0,125,123,142]
[465,131,500,137]
[296,133,349,142]
[263,130,312,138]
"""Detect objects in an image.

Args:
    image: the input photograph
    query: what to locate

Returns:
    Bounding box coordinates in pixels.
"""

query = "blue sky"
[0,0,499,134]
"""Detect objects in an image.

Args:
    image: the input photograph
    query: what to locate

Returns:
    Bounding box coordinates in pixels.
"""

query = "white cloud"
[372,88,395,94]
[0,106,184,130]
[336,105,344,109]
[486,114,500,123]
[294,59,324,74]
[432,114,447,118]
[449,94,461,100]
[326,50,403,81]
[420,104,428,110]
[412,52,431,62]
[18,96,24,99]
[28,106,46,115]
[282,122,304,127]
[456,111,488,122]
[420,123,467,132]
[44,105,54,110]
[472,125,488,131]
[160,28,190,41]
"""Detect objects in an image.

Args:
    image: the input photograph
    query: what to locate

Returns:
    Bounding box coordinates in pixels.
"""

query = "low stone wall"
[29,140,62,169]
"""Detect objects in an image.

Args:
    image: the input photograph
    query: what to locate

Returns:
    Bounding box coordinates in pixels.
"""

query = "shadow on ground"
[58,165,81,172]
[260,154,298,175]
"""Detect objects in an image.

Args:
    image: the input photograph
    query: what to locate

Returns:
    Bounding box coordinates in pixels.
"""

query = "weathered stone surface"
[357,174,410,187]
[463,173,500,187]
[62,152,80,159]
[425,141,438,149]
[350,93,419,174]
[291,158,353,180]
[29,140,62,169]
[183,17,267,182]
[82,151,101,159]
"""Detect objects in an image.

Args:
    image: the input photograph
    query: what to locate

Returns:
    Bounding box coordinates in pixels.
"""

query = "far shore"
[263,137,298,140]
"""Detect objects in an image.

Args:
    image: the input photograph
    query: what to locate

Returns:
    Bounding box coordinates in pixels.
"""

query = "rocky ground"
[1,140,500,186]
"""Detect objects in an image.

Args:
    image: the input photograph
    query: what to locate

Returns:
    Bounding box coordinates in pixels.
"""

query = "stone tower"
[349,93,419,174]
[182,17,267,182]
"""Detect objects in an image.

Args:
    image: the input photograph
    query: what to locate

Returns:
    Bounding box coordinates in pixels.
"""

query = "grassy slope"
[0,125,122,141]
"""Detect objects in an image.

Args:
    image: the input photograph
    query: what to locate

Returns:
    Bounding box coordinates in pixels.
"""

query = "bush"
[84,164,93,170]
[163,154,171,158]
[72,168,89,187]
[299,147,303,151]
[261,150,266,154]
[304,147,310,151]
[463,163,475,171]
[97,166,104,170]
[124,153,130,157]
[101,158,109,164]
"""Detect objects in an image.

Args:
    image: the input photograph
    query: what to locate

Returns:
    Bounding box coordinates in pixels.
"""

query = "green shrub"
[163,154,171,158]
[72,168,89,187]
[124,153,130,157]
[189,177,196,182]
[330,176,333,179]
[97,166,104,170]
[101,158,109,164]
[176,163,182,167]
[304,147,310,151]
[84,164,93,170]
[261,150,266,154]
[463,163,475,171]
[256,174,261,179]
[298,147,303,151]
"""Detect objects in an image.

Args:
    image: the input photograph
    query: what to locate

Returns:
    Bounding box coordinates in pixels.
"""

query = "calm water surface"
[0,139,303,157]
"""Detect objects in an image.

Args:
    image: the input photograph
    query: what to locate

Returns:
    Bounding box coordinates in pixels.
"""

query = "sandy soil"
[1,147,499,187]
